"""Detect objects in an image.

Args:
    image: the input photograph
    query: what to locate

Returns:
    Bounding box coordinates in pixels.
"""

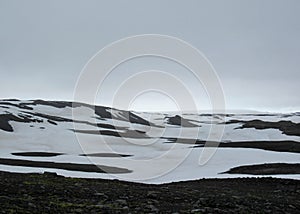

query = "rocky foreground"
[0,171,299,213]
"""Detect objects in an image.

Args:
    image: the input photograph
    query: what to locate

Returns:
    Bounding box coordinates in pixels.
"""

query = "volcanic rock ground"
[0,171,299,213]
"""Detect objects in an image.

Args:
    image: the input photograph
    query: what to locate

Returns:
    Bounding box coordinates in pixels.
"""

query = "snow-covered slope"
[0,99,299,183]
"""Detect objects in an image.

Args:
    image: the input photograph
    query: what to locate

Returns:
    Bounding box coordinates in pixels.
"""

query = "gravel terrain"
[0,171,299,213]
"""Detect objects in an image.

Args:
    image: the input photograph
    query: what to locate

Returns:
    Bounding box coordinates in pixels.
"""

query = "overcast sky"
[0,0,299,112]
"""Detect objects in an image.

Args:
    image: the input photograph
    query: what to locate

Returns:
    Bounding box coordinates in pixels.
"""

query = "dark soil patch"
[226,119,300,137]
[71,129,149,139]
[47,120,58,125]
[199,140,300,153]
[0,113,43,132]
[29,100,74,109]
[164,138,300,153]
[12,152,64,157]
[80,153,132,158]
[222,163,300,175]
[0,101,34,110]
[166,115,199,127]
[0,158,131,174]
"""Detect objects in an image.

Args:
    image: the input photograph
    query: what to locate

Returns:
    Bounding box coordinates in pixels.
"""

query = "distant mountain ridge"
[0,99,299,183]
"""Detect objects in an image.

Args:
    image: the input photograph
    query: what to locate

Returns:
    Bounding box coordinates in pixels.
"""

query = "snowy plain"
[0,100,299,184]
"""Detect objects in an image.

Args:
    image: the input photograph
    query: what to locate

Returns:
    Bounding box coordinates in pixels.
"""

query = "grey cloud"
[0,0,299,111]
